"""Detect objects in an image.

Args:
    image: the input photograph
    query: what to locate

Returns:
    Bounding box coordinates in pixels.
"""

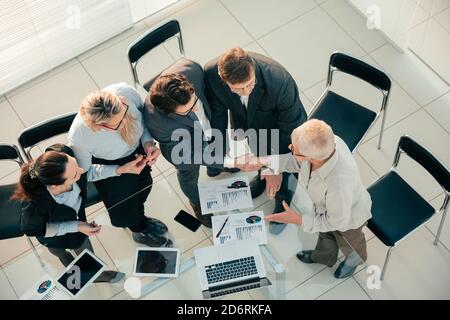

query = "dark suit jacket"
[144,58,223,170]
[204,52,307,156]
[21,174,88,249]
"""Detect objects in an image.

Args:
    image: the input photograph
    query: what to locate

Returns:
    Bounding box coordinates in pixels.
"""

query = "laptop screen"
[57,251,104,296]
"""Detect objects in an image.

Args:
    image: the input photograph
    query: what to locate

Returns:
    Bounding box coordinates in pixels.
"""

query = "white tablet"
[56,249,106,298]
[133,247,180,278]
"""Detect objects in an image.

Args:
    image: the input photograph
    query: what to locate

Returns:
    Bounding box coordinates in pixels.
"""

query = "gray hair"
[291,119,335,160]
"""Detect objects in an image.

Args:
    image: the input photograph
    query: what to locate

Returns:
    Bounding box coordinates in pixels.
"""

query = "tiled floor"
[1,0,449,300]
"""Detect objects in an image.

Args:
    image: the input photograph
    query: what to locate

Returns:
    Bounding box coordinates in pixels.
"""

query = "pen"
[215,217,229,238]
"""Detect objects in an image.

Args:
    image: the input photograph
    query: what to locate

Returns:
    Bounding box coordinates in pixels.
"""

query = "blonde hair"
[80,91,137,145]
[291,119,335,160]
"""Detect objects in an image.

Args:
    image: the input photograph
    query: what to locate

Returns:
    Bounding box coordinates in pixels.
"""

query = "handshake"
[231,153,269,172]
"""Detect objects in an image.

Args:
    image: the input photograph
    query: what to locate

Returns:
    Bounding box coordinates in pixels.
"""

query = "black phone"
[174,210,202,232]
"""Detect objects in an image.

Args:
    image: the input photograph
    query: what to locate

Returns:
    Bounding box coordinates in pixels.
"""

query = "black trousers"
[92,144,151,232]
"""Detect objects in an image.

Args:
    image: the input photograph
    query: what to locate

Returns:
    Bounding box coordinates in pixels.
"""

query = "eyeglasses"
[289,144,306,157]
[100,103,128,130]
[229,77,257,92]
[176,96,198,116]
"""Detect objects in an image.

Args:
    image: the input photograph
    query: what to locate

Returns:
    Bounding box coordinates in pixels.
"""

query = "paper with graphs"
[198,176,253,214]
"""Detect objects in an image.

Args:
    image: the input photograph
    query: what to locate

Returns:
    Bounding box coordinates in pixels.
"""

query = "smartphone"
[174,210,202,232]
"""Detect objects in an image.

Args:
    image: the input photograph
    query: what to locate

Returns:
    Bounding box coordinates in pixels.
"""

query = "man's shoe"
[190,202,212,228]
[94,271,125,283]
[269,199,287,235]
[250,175,266,198]
[207,167,240,177]
[296,250,316,264]
[132,228,173,247]
[334,261,357,279]
[145,216,168,236]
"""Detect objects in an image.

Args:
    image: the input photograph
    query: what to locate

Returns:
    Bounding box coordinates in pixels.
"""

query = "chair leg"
[377,114,387,150]
[25,237,44,267]
[380,246,393,281]
[434,206,448,246]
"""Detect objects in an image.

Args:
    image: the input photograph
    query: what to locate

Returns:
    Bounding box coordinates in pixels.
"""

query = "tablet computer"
[133,247,180,278]
[56,249,106,298]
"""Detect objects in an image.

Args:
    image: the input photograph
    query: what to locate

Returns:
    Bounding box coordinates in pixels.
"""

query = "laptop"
[194,239,271,299]
[21,249,106,300]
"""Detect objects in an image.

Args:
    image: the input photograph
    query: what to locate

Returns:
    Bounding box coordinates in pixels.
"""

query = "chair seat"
[85,181,102,208]
[309,91,376,151]
[0,184,24,239]
[367,171,435,246]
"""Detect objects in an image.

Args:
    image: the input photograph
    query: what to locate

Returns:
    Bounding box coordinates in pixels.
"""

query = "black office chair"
[367,135,449,280]
[308,52,392,152]
[0,143,44,267]
[128,19,185,91]
[17,112,102,207]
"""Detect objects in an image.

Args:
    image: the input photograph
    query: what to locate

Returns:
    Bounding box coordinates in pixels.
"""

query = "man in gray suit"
[204,47,308,234]
[143,58,237,228]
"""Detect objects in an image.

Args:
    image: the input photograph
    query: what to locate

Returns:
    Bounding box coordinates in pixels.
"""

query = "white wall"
[346,0,422,50]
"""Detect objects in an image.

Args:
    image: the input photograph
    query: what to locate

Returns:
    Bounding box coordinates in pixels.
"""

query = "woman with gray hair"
[256,119,372,279]
[68,83,171,248]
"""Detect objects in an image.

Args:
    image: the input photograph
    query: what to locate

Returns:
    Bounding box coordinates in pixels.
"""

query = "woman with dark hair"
[11,144,145,282]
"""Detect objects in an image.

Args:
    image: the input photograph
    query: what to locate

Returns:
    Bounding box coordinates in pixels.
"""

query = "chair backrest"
[127,19,184,86]
[0,143,24,164]
[18,112,76,161]
[394,135,450,193]
[328,52,391,92]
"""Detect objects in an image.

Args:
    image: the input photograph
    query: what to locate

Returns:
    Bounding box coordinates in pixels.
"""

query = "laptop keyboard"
[205,256,257,284]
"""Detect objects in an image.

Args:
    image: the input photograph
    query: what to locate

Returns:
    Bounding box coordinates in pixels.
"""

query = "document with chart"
[198,176,253,214]
[211,211,267,246]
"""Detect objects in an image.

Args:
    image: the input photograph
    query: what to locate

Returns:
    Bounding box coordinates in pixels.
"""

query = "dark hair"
[218,47,255,84]
[148,73,194,114]
[11,144,70,201]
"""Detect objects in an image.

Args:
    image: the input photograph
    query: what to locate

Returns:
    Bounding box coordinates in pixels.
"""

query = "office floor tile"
[317,277,370,300]
[0,236,31,267]
[353,228,450,299]
[6,63,98,127]
[163,0,253,65]
[258,6,366,90]
[424,92,450,134]
[0,268,17,300]
[80,31,175,89]
[320,0,386,53]
[220,0,317,39]
[426,194,450,251]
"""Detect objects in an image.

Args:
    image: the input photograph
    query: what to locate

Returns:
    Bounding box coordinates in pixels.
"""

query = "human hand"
[117,154,148,175]
[144,142,161,166]
[264,201,302,225]
[78,221,101,236]
[261,172,282,199]
[233,153,262,172]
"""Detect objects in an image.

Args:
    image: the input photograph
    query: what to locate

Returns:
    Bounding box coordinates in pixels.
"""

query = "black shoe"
[334,261,357,279]
[207,167,240,177]
[190,201,212,228]
[296,250,316,264]
[132,228,173,247]
[250,175,266,198]
[145,217,168,236]
[269,199,287,235]
[94,271,125,283]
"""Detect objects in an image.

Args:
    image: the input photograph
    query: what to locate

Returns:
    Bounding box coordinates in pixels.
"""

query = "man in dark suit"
[143,58,238,228]
[204,47,307,234]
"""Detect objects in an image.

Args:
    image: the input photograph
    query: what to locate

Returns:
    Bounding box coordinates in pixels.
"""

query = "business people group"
[13,47,370,279]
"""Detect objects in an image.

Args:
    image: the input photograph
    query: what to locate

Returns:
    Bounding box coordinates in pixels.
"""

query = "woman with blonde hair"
[68,83,171,247]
